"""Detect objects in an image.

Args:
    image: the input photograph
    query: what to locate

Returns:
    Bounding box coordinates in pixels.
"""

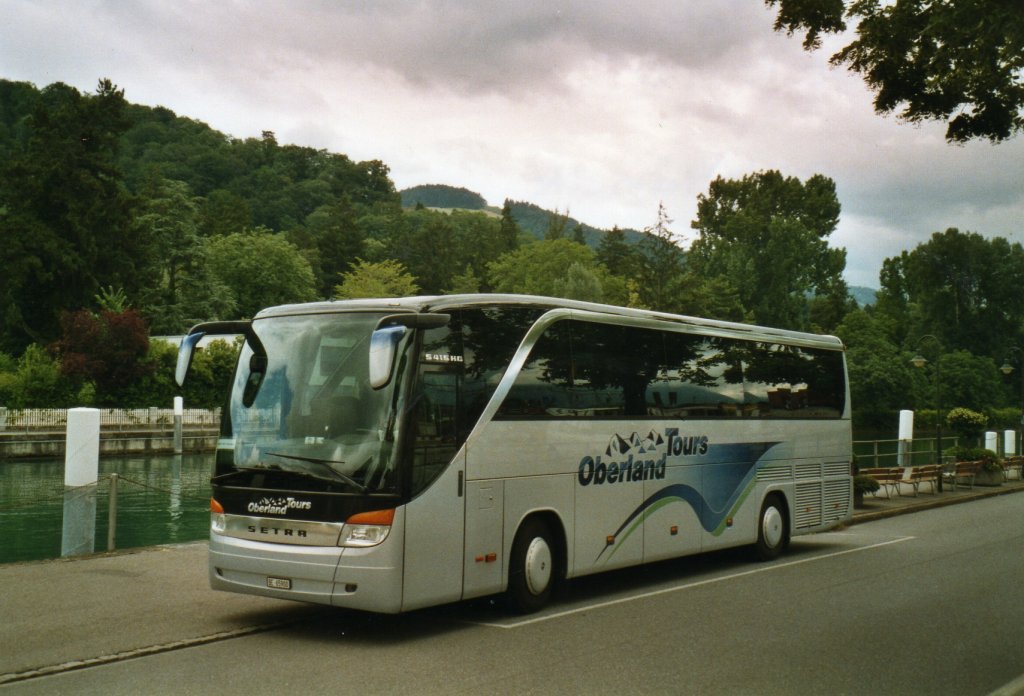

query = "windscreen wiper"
[265,451,367,494]
[211,466,269,483]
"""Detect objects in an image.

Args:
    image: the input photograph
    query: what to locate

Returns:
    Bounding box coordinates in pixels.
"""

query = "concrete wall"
[0,428,218,459]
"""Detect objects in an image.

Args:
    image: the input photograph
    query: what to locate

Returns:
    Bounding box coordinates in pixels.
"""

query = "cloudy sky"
[3,1,1022,288]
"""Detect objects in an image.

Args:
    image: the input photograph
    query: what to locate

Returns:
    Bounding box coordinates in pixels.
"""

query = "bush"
[945,407,988,439]
[0,345,78,408]
[854,474,880,494]
[946,446,1001,472]
[986,407,1022,430]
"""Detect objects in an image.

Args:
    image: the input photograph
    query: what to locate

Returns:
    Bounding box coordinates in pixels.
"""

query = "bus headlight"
[339,508,395,548]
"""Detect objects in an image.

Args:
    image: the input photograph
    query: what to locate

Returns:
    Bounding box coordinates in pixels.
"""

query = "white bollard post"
[985,431,998,454]
[1005,430,1018,480]
[173,396,184,454]
[62,407,100,557]
[898,410,914,467]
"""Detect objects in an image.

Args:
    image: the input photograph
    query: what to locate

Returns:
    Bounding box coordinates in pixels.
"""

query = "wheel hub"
[762,505,784,548]
[524,536,552,596]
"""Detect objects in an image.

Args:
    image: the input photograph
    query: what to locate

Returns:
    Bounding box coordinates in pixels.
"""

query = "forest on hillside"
[3,77,1024,434]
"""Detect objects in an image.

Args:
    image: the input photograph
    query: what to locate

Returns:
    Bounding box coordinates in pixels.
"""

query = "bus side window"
[661,333,743,418]
[742,343,845,418]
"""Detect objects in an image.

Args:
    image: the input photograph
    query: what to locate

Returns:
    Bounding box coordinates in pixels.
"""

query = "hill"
[400,184,487,210]
[849,286,877,307]
[398,184,645,248]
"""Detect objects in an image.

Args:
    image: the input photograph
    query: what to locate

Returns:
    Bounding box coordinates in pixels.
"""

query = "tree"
[880,229,1024,359]
[198,189,252,237]
[0,79,139,352]
[385,210,457,294]
[596,226,641,279]
[498,199,522,253]
[205,227,318,318]
[836,308,914,427]
[767,0,1024,142]
[53,308,152,405]
[446,266,482,294]
[544,208,571,241]
[134,178,203,321]
[335,259,419,299]
[689,170,847,330]
[637,202,687,313]
[487,239,627,304]
[304,195,366,296]
[931,350,1008,414]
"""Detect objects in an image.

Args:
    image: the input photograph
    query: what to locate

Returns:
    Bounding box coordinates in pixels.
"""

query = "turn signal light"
[210,497,226,534]
[346,508,395,526]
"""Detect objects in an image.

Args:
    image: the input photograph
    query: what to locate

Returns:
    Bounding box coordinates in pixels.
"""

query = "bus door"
[401,367,466,611]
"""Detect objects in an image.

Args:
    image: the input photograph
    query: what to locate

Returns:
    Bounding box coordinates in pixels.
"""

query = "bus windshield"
[219,312,411,494]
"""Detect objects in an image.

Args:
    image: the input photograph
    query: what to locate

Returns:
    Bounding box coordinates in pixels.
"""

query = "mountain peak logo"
[606,430,664,457]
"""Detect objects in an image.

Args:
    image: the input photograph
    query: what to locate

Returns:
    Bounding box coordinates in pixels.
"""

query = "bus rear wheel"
[754,494,789,561]
[507,518,556,614]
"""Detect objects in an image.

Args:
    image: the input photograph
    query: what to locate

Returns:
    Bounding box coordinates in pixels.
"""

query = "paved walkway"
[2,477,1023,686]
[852,474,1024,522]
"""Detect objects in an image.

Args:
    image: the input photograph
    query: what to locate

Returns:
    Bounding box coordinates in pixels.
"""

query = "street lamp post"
[999,346,1024,456]
[911,335,944,491]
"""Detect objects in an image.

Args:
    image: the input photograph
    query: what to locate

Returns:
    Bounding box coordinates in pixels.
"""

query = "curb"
[851,483,1024,524]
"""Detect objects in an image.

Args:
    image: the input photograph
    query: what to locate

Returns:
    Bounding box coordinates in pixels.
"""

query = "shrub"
[946,446,1001,472]
[945,407,988,439]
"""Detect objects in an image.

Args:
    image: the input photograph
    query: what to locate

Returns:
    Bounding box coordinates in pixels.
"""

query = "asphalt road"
[3,493,1024,695]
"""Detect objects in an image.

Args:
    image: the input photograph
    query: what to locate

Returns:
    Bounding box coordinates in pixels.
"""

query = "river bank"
[0,407,219,459]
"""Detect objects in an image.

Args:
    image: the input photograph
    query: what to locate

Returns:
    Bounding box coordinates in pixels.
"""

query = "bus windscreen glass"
[219,312,411,494]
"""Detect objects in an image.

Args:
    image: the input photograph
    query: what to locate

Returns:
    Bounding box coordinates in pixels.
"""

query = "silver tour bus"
[176,294,852,614]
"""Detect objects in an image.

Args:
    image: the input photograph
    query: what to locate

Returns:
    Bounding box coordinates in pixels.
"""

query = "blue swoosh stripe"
[594,442,779,563]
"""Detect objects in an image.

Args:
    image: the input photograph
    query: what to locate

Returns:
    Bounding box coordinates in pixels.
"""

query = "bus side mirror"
[175,332,206,387]
[242,354,268,407]
[368,313,450,389]
[369,325,408,390]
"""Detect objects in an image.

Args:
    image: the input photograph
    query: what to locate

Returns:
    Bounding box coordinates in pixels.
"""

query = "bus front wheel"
[507,517,556,613]
[754,494,789,561]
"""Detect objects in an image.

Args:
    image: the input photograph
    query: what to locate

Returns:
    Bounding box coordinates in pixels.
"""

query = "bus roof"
[254,294,844,351]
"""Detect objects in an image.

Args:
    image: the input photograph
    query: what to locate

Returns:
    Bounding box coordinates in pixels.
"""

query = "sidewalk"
[852,475,1024,523]
[0,543,322,684]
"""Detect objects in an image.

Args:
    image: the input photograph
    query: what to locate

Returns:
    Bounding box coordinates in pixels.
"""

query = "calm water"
[0,453,213,564]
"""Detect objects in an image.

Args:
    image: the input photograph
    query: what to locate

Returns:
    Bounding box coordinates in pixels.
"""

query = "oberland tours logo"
[247,496,313,515]
[577,428,708,486]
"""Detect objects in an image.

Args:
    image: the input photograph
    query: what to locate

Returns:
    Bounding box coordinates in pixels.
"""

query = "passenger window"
[742,343,845,418]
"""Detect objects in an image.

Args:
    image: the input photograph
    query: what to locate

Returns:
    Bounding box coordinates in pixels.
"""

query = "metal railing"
[853,437,967,469]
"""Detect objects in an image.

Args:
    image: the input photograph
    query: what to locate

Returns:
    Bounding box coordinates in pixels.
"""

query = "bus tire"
[754,493,788,561]
[507,517,556,614]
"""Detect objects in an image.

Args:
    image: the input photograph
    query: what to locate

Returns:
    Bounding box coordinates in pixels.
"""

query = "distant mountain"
[398,184,645,249]
[849,286,877,307]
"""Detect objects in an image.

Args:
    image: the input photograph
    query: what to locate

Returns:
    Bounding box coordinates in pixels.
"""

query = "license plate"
[267,576,292,590]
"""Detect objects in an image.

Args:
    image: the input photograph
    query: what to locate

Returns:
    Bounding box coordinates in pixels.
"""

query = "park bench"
[943,460,982,491]
[900,464,942,496]
[1001,456,1024,481]
[860,467,903,498]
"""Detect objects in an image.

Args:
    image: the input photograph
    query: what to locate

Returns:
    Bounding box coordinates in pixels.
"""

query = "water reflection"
[0,453,213,564]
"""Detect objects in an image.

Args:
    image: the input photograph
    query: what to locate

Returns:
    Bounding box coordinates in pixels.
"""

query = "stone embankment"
[0,408,219,459]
